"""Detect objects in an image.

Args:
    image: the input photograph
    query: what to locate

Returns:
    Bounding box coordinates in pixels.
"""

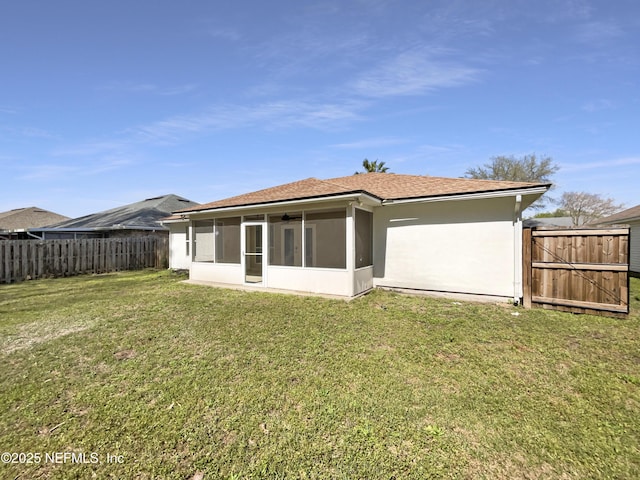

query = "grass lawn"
[1,270,639,479]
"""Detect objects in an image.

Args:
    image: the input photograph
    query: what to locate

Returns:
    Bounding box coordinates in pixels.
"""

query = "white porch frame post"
[346,203,355,296]
[513,194,523,304]
[301,210,306,268]
[187,218,192,260]
[188,220,194,262]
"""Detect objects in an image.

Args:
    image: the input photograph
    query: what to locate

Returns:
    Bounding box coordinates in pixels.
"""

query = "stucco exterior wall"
[373,196,520,298]
[168,223,191,270]
[191,262,243,284]
[266,266,352,296]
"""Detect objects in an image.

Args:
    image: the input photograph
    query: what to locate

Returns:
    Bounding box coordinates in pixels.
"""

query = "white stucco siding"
[267,266,352,296]
[630,222,640,274]
[373,197,519,298]
[191,262,243,285]
[354,266,374,295]
[168,223,191,270]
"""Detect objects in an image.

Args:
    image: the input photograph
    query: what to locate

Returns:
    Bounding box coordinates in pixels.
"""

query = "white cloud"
[129,100,366,143]
[582,99,614,112]
[52,141,128,157]
[574,20,623,44]
[1,126,57,139]
[207,27,242,42]
[18,164,78,181]
[542,0,593,22]
[560,157,640,172]
[351,48,481,97]
[330,137,407,149]
[98,82,197,96]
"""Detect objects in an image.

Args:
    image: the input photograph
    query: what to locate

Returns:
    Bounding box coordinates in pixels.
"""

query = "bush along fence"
[0,236,169,283]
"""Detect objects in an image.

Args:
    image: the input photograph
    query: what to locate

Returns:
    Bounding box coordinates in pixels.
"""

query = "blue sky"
[1,0,638,218]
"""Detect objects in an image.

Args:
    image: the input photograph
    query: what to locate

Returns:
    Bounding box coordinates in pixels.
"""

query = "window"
[355,209,373,268]
[193,220,214,262]
[215,217,241,263]
[304,210,346,269]
[268,213,302,266]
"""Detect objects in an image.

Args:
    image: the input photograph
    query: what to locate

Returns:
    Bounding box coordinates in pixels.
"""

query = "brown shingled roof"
[0,207,70,231]
[179,178,356,212]
[597,204,640,224]
[324,173,545,200]
[178,173,549,213]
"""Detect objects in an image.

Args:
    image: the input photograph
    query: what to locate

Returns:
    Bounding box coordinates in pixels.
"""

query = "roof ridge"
[326,172,548,188]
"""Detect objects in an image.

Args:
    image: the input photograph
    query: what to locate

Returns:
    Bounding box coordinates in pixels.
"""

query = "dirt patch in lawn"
[1,318,95,355]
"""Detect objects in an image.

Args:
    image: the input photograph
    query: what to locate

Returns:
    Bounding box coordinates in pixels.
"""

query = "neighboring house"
[29,194,199,239]
[164,173,549,302]
[597,204,640,274]
[0,207,70,240]
[523,217,575,228]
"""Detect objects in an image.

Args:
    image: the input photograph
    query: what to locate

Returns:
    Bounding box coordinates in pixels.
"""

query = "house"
[597,204,640,274]
[0,207,70,240]
[29,194,199,240]
[164,173,550,301]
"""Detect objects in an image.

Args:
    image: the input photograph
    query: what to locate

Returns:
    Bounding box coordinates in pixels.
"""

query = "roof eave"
[29,225,167,233]
[160,218,189,224]
[599,216,640,225]
[381,185,551,205]
[180,191,382,216]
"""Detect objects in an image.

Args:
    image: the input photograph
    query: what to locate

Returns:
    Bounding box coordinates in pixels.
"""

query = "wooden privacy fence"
[0,236,169,284]
[523,228,629,318]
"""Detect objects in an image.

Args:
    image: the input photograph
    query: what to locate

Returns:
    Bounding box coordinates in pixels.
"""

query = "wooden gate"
[522,228,630,318]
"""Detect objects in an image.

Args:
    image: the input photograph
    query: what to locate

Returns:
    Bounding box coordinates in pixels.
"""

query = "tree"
[465,154,558,210]
[355,158,389,174]
[533,208,568,218]
[559,192,624,226]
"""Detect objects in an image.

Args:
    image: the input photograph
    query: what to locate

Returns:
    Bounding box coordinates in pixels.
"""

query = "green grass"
[1,270,639,479]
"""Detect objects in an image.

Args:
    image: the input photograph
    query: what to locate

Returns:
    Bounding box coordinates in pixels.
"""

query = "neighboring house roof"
[0,207,70,231]
[38,194,199,232]
[523,217,575,228]
[178,173,549,214]
[597,204,640,225]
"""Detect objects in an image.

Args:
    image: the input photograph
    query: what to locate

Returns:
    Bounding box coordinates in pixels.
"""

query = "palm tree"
[355,158,389,174]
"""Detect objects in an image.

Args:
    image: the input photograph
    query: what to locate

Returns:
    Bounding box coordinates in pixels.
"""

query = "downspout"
[27,231,44,240]
[513,195,522,305]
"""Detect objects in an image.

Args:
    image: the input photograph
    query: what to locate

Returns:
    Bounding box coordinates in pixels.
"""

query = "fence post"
[522,228,532,309]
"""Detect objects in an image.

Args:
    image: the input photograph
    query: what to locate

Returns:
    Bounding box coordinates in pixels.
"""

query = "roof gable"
[179,173,549,213]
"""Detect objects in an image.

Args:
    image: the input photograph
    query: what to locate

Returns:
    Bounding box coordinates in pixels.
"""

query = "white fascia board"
[381,186,549,206]
[599,216,640,225]
[160,218,189,225]
[182,192,382,218]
